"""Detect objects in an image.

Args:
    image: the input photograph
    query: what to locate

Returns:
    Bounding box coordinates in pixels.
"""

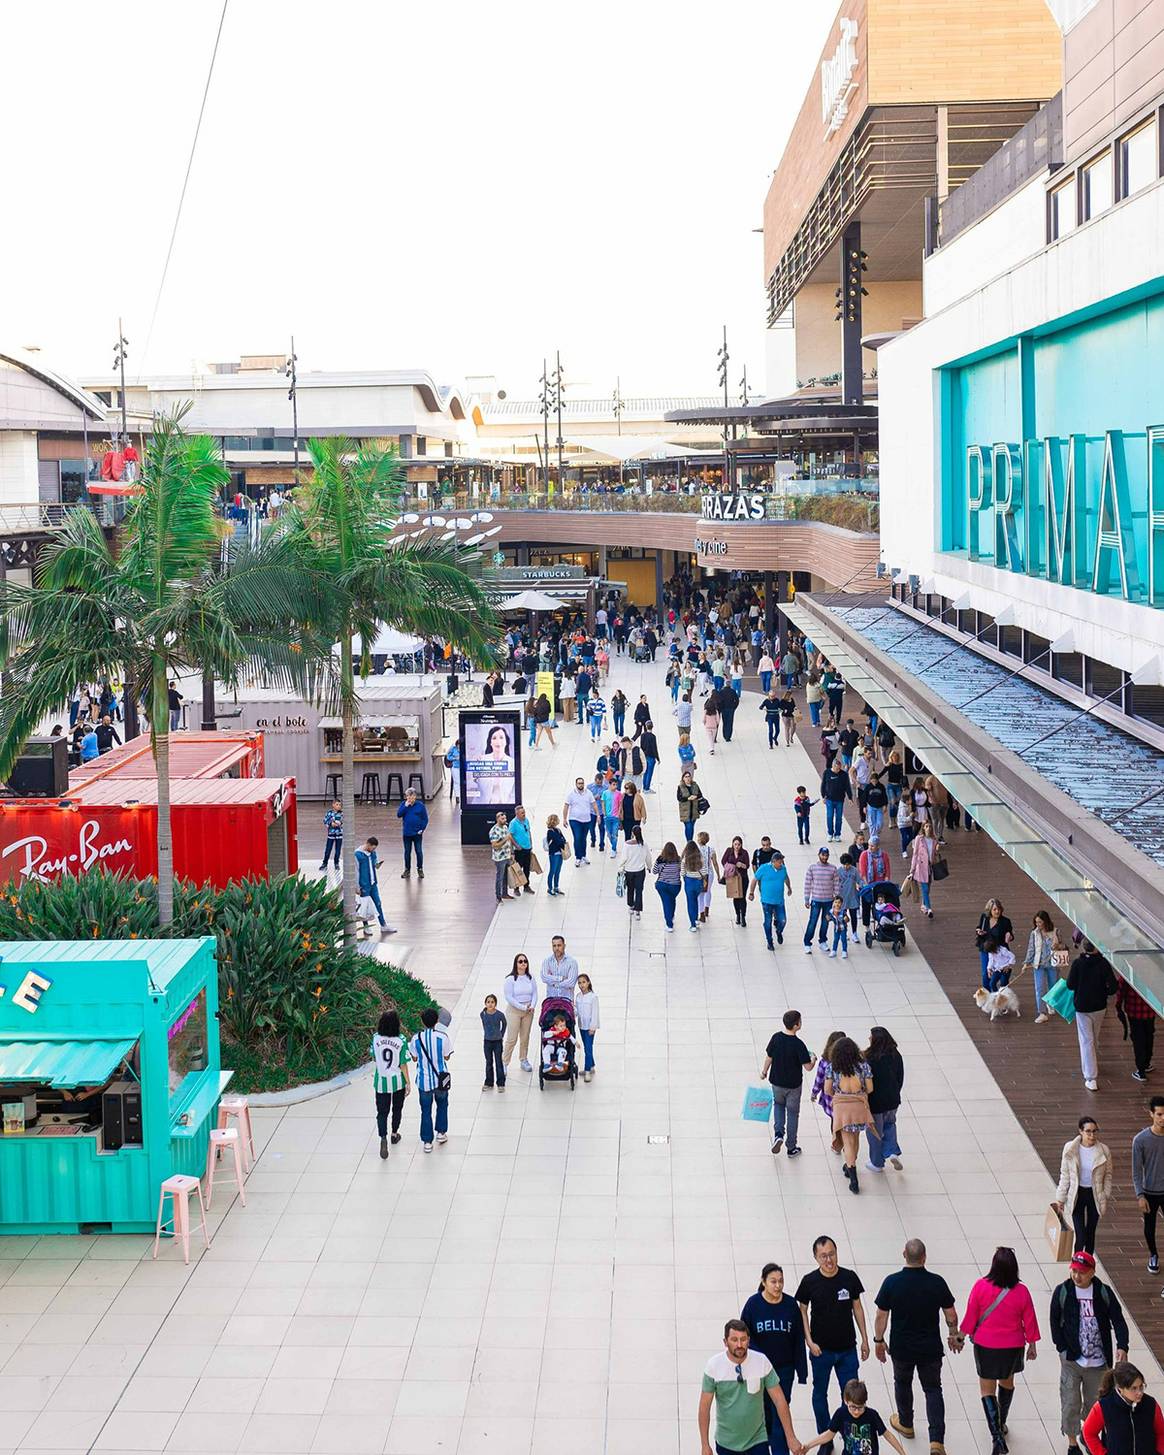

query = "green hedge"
[0,873,432,1092]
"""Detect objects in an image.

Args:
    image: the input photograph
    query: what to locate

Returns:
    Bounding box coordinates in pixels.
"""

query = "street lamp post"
[285,336,299,483]
[716,325,730,491]
[613,376,624,488]
[552,351,565,488]
[538,359,552,494]
[113,320,129,446]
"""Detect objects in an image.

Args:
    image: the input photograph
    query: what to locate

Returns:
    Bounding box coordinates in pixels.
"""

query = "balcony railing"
[0,497,131,535]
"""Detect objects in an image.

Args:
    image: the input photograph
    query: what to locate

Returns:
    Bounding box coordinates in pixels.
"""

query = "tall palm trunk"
[153,661,175,925]
[340,637,358,945]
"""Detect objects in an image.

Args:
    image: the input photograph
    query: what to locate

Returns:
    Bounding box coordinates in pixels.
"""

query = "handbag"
[1044,1204,1074,1262]
[507,862,527,890]
[697,795,710,816]
[615,870,626,898]
[355,894,378,920]
[930,854,950,881]
[1044,976,1077,1023]
[417,1030,452,1094]
[742,1084,774,1122]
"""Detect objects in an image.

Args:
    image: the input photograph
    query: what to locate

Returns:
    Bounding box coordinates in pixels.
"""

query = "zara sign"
[821,18,859,136]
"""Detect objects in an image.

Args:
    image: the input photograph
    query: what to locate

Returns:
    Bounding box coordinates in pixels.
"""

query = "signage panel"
[700,492,770,521]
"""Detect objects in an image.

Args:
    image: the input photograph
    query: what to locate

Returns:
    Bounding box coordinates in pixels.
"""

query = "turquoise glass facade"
[939,280,1164,606]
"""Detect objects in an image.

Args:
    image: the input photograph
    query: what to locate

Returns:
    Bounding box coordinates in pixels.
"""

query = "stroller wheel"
[892,939,903,957]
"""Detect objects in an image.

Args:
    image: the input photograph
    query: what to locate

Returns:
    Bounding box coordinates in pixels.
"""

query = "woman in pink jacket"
[960,1246,1041,1455]
[909,821,938,919]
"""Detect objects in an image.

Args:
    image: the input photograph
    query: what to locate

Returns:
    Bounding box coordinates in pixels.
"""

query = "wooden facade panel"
[867,0,1062,104]
[491,510,880,591]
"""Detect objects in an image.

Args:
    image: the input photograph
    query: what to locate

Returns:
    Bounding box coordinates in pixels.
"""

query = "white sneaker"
[1035,1013,1050,1024]
[840,950,848,960]
[423,1143,434,1153]
[827,949,836,958]
[665,924,674,933]
[1085,1079,1098,1091]
[437,1133,448,1144]
[803,945,813,954]
[689,925,699,933]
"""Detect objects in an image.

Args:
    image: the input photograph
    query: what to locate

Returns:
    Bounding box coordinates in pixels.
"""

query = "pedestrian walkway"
[0,653,1160,1455]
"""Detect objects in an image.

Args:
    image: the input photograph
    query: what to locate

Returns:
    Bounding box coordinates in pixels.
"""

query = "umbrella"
[500,590,567,611]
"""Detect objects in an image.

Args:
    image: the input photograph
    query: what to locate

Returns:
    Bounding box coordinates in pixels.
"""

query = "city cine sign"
[821,18,858,136]
[701,491,768,521]
[963,429,1164,605]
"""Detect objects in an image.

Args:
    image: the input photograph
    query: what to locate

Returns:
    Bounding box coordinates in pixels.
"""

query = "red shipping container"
[71,731,264,787]
[0,777,297,889]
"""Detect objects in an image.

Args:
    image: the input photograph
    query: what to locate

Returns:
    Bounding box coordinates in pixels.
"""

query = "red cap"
[1070,1251,1096,1271]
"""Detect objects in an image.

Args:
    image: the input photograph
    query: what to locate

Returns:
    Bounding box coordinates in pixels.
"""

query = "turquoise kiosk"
[0,938,225,1234]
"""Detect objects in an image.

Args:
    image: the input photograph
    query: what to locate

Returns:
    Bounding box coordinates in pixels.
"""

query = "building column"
[654,550,664,606]
[775,570,790,653]
[840,220,863,407]
[516,545,530,566]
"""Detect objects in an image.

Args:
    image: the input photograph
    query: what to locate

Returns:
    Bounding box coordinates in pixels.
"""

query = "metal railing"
[0,498,130,535]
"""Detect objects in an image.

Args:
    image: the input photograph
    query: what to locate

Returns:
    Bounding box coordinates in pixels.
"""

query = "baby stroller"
[538,996,578,1090]
[633,642,651,663]
[864,879,907,956]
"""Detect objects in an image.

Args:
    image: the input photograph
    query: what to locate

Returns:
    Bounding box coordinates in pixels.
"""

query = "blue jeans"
[831,923,848,953]
[919,880,931,911]
[403,834,424,871]
[765,1365,798,1455]
[362,883,386,927]
[810,1347,859,1436]
[569,820,589,860]
[771,1084,802,1149]
[604,815,620,851]
[767,717,779,746]
[643,757,657,791]
[796,815,810,844]
[866,807,884,838]
[825,800,843,837]
[590,716,603,740]
[866,1108,901,1168]
[809,700,821,726]
[671,677,680,702]
[589,815,605,849]
[483,1041,505,1087]
[321,837,342,868]
[683,819,695,842]
[1034,966,1056,1016]
[713,675,724,691]
[580,1029,595,1071]
[418,1088,448,1145]
[577,691,589,721]
[762,901,787,948]
[612,710,625,735]
[655,880,679,927]
[547,852,563,893]
[899,824,914,856]
[760,671,772,693]
[804,900,831,946]
[528,717,537,746]
[683,875,702,927]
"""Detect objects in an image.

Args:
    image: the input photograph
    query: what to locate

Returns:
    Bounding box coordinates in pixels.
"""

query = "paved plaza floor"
[1,653,1160,1455]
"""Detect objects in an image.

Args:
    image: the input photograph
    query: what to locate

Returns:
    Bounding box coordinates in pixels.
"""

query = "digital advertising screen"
[460,711,521,811]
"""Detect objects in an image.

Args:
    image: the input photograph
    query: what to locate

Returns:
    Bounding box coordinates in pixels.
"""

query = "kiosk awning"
[0,1038,135,1088]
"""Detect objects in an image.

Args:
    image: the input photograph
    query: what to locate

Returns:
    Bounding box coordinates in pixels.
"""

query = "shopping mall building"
[793,0,1164,1013]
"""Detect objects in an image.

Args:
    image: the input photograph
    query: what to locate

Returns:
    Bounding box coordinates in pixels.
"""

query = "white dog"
[974,985,1021,1021]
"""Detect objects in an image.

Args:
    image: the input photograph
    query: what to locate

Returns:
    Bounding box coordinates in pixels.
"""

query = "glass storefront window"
[168,990,209,1107]
[1082,152,1113,220]
[1050,179,1076,239]
[1120,120,1157,198]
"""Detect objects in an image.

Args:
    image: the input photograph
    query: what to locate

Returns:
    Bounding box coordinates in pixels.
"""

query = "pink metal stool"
[152,1174,209,1263]
[204,1126,247,1209]
[217,1096,256,1170]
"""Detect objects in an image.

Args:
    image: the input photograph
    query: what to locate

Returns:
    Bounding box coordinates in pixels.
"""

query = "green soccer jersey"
[371,1034,410,1092]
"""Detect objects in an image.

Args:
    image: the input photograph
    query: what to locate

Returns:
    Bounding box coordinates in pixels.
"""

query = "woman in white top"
[618,825,650,919]
[695,830,721,922]
[502,952,538,1073]
[1053,1114,1112,1256]
[575,972,600,1082]
[560,673,577,723]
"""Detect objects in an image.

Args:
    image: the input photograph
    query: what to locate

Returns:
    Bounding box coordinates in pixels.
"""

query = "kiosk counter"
[0,938,225,1234]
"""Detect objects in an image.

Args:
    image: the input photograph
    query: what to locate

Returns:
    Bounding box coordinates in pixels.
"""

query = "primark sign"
[962,429,1164,606]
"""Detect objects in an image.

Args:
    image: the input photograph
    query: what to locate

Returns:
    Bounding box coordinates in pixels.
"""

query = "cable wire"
[137,0,230,378]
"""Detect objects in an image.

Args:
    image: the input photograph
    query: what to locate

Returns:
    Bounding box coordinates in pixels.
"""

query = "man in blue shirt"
[749,849,791,951]
[396,789,429,878]
[410,1007,452,1152]
[80,726,100,763]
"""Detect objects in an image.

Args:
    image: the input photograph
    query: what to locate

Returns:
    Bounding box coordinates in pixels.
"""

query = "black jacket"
[867,1051,905,1113]
[821,769,852,803]
[719,686,740,715]
[640,730,659,760]
[1049,1277,1128,1367]
[1067,953,1118,1013]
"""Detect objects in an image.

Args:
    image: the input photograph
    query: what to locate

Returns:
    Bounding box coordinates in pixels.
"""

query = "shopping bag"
[615,870,626,898]
[930,855,950,881]
[355,894,378,921]
[742,1084,774,1123]
[529,852,544,876]
[1044,976,1077,1023]
[1045,1204,1074,1261]
[507,862,527,890]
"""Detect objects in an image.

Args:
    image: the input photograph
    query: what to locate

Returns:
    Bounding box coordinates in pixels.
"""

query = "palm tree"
[0,407,335,922]
[283,438,499,939]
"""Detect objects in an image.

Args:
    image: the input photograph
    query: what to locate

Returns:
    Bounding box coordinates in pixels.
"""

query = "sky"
[2,1,835,400]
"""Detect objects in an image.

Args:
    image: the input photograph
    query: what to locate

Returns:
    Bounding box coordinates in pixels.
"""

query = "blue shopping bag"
[1044,976,1076,1023]
[742,1084,774,1123]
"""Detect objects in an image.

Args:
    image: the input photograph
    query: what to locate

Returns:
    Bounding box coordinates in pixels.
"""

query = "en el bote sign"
[962,429,1164,605]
